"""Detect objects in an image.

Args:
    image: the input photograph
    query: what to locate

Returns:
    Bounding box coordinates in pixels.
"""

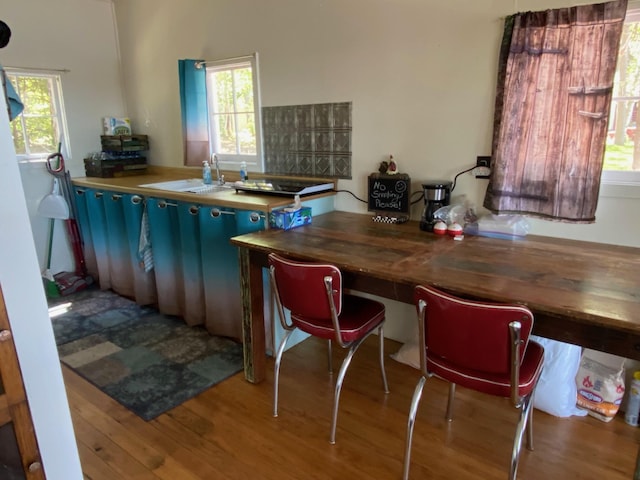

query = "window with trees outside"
[6,69,69,161]
[205,54,262,170]
[604,5,640,184]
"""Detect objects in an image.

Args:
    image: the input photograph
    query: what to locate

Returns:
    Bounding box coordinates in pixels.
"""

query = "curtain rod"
[5,66,70,74]
[195,54,255,69]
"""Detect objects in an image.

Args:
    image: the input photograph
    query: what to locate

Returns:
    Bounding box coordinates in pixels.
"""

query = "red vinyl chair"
[403,284,544,480]
[268,252,390,444]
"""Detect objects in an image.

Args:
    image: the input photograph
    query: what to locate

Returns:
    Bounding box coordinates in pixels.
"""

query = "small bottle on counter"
[203,160,212,185]
[240,161,248,181]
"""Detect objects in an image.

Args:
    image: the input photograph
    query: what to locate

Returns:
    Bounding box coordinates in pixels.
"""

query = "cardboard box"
[102,117,131,135]
[270,207,312,230]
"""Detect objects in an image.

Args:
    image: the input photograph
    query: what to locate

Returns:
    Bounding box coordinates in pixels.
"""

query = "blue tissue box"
[270,207,312,230]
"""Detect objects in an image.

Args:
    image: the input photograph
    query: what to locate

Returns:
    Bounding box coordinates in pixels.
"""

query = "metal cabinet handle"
[189,206,199,215]
[210,208,235,218]
[111,194,122,201]
[131,195,142,205]
[249,212,262,223]
[94,192,103,199]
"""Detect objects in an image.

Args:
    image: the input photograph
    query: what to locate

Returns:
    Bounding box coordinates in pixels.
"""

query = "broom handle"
[46,218,55,269]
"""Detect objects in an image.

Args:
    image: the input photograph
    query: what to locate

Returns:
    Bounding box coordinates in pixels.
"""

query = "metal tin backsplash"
[262,101,352,179]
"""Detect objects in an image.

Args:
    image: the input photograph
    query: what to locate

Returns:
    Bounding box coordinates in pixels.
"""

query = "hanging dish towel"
[138,203,154,272]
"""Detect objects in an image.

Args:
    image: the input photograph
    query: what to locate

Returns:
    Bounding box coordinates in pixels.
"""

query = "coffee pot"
[419,181,452,232]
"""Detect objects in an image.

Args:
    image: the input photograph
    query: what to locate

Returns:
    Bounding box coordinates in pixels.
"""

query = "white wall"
[112,0,640,342]
[0,93,83,478]
[2,0,126,274]
[111,0,640,246]
[1,0,125,476]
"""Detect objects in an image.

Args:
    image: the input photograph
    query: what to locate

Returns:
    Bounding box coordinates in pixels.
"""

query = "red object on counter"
[447,223,463,236]
[433,221,447,235]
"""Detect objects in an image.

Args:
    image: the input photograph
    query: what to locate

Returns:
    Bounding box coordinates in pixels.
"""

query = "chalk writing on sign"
[367,174,410,214]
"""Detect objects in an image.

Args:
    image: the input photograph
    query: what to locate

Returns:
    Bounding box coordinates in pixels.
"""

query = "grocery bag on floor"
[530,335,587,417]
[575,349,626,422]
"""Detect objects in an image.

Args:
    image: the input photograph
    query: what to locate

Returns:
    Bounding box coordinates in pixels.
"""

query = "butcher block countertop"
[72,165,337,212]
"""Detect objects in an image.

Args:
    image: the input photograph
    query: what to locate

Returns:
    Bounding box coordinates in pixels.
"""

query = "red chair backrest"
[269,253,342,320]
[414,285,534,375]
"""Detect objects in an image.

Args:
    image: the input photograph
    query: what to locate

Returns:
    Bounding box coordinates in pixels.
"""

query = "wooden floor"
[62,335,640,480]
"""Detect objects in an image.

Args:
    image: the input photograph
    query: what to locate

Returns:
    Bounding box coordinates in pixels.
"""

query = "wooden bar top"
[72,166,336,212]
[231,210,640,361]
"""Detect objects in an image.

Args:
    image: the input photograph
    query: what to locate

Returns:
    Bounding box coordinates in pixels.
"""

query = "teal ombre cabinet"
[145,197,267,339]
[73,187,156,305]
[73,188,334,352]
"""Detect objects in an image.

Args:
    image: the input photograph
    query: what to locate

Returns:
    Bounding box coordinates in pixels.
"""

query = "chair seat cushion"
[427,340,544,398]
[292,294,385,343]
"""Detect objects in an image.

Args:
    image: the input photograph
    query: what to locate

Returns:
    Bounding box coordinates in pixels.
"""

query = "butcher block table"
[230,210,640,384]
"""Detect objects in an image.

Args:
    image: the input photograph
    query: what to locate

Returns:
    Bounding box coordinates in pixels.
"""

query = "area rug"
[49,287,244,421]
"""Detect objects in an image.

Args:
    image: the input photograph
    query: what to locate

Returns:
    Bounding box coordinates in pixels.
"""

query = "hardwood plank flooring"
[61,336,640,479]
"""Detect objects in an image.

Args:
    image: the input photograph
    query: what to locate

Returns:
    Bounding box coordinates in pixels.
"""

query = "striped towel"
[138,203,154,272]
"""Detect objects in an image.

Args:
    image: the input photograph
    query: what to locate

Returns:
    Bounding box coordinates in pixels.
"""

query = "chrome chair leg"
[273,329,295,418]
[327,339,333,374]
[378,325,390,393]
[445,383,456,421]
[329,336,366,444]
[526,399,534,450]
[509,393,533,480]
[403,375,427,480]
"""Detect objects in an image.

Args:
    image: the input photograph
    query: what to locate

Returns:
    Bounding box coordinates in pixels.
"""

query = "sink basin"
[139,178,234,194]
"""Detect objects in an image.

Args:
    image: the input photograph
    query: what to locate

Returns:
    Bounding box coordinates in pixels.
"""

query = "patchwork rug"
[49,287,244,420]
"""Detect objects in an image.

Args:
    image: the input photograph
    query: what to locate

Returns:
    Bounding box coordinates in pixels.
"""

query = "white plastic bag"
[530,335,587,418]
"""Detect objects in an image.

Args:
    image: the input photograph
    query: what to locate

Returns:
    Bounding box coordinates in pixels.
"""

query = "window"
[603,4,640,185]
[204,54,262,170]
[5,69,69,161]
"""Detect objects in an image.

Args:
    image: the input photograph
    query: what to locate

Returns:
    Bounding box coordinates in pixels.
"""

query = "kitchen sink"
[139,178,234,194]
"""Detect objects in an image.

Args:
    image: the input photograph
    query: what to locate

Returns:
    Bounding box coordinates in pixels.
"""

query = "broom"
[42,216,60,299]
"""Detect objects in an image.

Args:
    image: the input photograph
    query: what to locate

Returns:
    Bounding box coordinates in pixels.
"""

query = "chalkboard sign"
[368,173,411,214]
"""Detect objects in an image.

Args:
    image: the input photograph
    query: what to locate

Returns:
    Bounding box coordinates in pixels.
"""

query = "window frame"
[5,68,70,163]
[204,53,263,173]
[602,2,640,187]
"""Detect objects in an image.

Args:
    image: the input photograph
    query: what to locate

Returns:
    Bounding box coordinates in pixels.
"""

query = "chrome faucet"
[212,153,224,185]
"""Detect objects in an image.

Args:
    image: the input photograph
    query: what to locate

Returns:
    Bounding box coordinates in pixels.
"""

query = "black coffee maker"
[419,181,452,232]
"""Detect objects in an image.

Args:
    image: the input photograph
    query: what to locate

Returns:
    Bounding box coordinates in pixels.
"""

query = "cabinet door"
[72,187,98,281]
[176,201,205,326]
[120,194,157,306]
[84,189,111,290]
[103,192,135,297]
[146,198,184,318]
[144,198,210,326]
[198,207,265,340]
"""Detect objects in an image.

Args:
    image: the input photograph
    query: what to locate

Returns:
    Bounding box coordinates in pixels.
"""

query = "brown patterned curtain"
[484,0,627,222]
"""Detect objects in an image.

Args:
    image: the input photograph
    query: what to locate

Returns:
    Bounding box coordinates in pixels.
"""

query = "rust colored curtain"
[484,0,627,222]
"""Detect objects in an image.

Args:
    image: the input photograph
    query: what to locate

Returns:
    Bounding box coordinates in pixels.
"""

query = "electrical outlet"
[475,156,491,179]
[476,156,491,168]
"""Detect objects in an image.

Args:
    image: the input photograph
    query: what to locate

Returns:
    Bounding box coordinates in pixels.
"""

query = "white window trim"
[5,68,71,163]
[601,2,640,192]
[205,53,264,173]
